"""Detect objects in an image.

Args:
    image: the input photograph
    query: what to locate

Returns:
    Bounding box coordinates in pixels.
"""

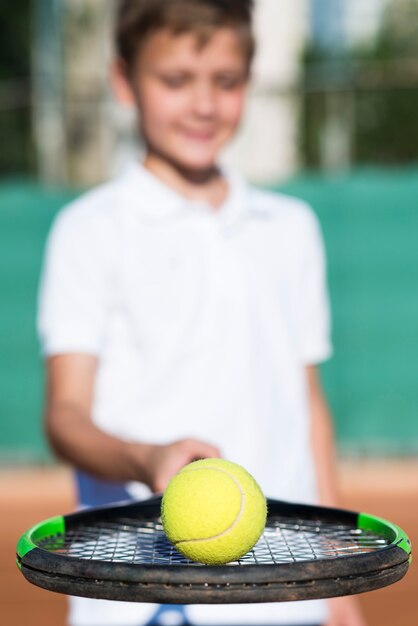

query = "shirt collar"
[121,161,249,232]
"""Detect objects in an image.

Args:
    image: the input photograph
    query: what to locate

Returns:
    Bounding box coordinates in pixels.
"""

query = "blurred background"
[1,1,417,625]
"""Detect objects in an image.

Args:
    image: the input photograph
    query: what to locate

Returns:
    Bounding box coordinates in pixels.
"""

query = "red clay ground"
[2,461,417,626]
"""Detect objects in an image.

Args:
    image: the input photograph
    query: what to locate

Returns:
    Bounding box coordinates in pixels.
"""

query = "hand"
[132,438,221,493]
[326,596,367,626]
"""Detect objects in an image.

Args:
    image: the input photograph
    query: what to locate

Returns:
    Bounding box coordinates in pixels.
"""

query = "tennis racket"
[16,495,411,604]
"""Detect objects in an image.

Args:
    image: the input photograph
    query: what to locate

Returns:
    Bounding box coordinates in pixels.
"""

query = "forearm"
[45,402,151,484]
[307,366,341,507]
[46,400,221,493]
[44,355,221,493]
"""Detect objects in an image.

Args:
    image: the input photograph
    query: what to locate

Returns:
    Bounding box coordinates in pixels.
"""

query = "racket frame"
[16,497,411,604]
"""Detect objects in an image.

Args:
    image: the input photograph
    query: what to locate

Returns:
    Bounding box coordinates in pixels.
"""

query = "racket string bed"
[36,515,391,567]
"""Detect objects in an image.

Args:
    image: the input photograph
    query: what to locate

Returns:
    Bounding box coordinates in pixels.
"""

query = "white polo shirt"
[38,163,332,626]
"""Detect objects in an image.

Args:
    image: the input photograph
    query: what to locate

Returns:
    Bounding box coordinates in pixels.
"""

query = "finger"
[190,441,221,460]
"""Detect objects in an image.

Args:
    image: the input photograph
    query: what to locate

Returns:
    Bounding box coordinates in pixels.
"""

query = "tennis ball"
[161,458,267,565]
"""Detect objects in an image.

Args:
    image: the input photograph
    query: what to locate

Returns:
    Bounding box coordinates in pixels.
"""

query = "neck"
[143,152,228,210]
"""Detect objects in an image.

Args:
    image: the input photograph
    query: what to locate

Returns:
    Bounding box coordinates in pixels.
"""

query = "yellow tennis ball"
[161,458,267,565]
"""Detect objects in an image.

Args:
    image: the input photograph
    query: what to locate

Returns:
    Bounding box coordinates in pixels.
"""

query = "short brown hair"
[115,0,255,73]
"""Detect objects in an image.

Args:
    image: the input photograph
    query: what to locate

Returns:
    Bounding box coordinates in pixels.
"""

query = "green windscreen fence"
[1,169,418,462]
[0,181,77,463]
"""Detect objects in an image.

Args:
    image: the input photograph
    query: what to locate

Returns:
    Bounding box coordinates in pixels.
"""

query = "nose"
[192,82,216,118]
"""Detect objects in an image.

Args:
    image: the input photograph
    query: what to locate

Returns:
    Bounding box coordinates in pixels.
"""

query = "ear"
[110,58,136,106]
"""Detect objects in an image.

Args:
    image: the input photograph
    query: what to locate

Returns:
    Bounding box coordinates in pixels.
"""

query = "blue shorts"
[145,604,322,626]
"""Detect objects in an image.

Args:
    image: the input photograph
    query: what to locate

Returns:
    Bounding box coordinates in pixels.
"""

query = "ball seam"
[173,466,246,546]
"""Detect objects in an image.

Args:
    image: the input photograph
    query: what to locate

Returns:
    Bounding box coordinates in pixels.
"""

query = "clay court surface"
[2,461,417,626]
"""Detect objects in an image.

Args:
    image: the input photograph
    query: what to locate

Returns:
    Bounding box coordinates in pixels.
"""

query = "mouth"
[180,128,216,141]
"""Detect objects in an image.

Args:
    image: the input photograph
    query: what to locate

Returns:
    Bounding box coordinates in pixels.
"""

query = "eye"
[216,74,246,90]
[160,74,189,88]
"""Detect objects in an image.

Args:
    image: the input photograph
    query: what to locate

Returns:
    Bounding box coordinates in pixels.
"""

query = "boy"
[38,1,366,626]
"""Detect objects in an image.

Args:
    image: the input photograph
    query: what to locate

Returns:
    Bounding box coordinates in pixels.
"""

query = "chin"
[171,140,222,170]
[176,151,219,173]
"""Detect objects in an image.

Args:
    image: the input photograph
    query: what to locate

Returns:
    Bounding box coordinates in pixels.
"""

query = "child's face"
[119,28,249,172]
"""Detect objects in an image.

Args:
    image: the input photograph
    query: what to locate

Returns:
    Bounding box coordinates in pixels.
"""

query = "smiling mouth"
[181,128,216,141]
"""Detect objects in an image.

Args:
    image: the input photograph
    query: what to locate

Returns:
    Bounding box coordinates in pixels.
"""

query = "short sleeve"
[296,209,333,364]
[37,206,111,357]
